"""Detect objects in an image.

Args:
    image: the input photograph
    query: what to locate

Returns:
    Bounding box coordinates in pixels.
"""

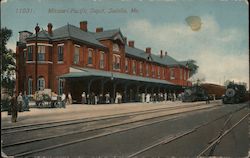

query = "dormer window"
[113,43,120,52]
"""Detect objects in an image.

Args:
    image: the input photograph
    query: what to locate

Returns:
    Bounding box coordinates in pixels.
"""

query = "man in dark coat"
[10,94,18,123]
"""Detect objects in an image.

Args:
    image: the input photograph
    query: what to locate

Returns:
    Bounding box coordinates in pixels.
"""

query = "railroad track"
[127,105,248,157]
[2,102,217,134]
[3,103,222,157]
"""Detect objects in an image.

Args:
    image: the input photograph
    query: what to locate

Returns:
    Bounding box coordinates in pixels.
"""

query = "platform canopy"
[60,66,176,86]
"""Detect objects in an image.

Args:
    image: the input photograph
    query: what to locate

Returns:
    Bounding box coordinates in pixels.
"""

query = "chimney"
[128,41,134,47]
[96,27,103,32]
[165,51,168,56]
[47,23,53,35]
[80,21,88,32]
[146,47,151,54]
[160,50,163,58]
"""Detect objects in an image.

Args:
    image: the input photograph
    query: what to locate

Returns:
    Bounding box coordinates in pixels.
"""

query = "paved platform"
[1,100,221,128]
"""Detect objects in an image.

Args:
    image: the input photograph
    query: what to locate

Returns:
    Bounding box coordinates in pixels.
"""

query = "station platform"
[1,100,221,128]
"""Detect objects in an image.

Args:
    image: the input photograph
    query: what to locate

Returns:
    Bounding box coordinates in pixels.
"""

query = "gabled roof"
[163,55,180,66]
[125,45,148,60]
[93,29,120,39]
[26,24,106,48]
[125,45,182,67]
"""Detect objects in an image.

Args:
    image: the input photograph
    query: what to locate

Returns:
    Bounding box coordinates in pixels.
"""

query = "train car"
[222,83,247,104]
[182,85,208,102]
[200,83,226,99]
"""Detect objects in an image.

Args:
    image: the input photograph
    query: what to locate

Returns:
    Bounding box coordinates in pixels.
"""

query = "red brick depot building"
[16,21,192,103]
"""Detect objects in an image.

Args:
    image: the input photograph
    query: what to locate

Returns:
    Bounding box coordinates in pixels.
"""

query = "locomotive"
[222,82,247,104]
[182,85,208,102]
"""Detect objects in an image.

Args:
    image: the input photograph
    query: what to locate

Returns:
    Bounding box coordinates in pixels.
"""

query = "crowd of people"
[80,92,122,104]
[79,91,180,105]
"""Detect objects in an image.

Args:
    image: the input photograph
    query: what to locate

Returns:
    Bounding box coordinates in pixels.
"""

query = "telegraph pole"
[35,23,40,91]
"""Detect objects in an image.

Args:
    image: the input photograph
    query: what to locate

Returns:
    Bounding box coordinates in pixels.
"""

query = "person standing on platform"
[81,91,86,104]
[142,93,145,103]
[61,93,66,108]
[146,93,150,103]
[105,92,110,104]
[67,93,72,104]
[17,92,23,112]
[173,92,176,102]
[22,91,29,111]
[10,94,18,123]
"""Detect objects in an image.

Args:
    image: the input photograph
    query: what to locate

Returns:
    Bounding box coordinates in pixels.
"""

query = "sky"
[1,0,249,89]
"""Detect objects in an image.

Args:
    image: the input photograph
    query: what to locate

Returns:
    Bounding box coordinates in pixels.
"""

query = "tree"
[1,27,16,95]
[186,59,199,77]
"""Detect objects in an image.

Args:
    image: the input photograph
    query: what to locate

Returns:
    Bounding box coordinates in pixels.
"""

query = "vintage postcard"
[1,0,249,157]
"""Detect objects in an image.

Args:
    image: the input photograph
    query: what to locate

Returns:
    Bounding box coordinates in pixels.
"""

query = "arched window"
[28,77,33,95]
[88,49,93,65]
[146,64,149,76]
[132,61,136,74]
[170,68,175,80]
[100,51,104,69]
[38,77,45,90]
[180,68,183,80]
[125,58,128,72]
[139,62,143,75]
[112,43,120,52]
[74,45,80,64]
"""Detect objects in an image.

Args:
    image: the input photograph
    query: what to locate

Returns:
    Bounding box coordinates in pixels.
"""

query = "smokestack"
[80,21,88,32]
[96,27,103,32]
[47,23,53,35]
[146,47,151,54]
[165,51,168,56]
[128,41,134,47]
[160,50,163,58]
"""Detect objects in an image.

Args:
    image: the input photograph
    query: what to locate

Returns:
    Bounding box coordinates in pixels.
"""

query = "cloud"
[122,16,249,89]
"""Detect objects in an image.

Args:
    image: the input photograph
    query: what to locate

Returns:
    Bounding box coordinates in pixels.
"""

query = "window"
[37,77,45,90]
[157,67,160,78]
[38,46,45,61]
[163,68,165,79]
[170,68,175,80]
[125,58,128,72]
[58,79,64,95]
[100,51,104,69]
[139,62,143,75]
[113,43,120,52]
[184,70,186,80]
[88,49,93,65]
[180,69,183,80]
[187,71,189,79]
[132,61,136,74]
[28,78,32,95]
[152,65,155,77]
[113,55,120,70]
[58,45,64,62]
[27,46,33,61]
[73,46,80,64]
[116,57,120,70]
[23,50,26,60]
[146,64,149,76]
